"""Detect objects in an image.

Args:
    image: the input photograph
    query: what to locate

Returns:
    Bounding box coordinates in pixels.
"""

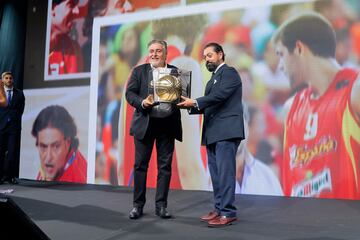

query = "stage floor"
[1,179,360,240]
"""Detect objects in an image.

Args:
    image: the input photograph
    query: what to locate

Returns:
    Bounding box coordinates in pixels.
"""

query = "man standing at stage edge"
[0,71,25,184]
[178,42,244,227]
[125,40,182,219]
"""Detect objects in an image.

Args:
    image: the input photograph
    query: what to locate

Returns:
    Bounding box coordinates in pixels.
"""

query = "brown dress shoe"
[200,210,219,222]
[208,216,237,227]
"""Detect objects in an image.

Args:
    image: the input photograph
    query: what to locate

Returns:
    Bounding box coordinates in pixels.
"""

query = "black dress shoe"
[129,207,143,219]
[0,177,6,184]
[155,207,172,219]
[10,178,18,185]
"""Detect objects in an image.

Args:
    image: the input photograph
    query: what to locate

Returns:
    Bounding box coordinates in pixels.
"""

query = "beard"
[206,61,218,72]
[150,58,165,68]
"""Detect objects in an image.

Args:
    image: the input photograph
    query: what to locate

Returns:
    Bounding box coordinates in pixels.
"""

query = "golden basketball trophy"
[150,68,191,104]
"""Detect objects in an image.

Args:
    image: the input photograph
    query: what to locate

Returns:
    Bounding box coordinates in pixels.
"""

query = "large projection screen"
[20,0,360,200]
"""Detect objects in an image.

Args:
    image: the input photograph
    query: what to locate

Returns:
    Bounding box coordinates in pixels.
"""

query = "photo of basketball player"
[88,0,360,201]
[273,12,360,199]
[32,105,87,183]
[48,0,86,76]
[45,0,181,80]
[19,87,89,182]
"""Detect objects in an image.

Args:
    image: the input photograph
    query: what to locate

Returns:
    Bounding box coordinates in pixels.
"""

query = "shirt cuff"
[141,100,146,109]
[194,99,200,110]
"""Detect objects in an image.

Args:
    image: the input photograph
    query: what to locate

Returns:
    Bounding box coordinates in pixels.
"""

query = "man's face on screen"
[37,127,70,181]
[51,0,80,34]
[148,42,166,68]
[275,41,301,89]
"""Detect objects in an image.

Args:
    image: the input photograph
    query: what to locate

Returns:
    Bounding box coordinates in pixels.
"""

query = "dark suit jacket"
[125,63,182,141]
[192,64,244,145]
[0,88,25,132]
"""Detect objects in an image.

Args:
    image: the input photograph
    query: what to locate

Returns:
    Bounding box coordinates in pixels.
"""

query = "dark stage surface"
[1,179,360,240]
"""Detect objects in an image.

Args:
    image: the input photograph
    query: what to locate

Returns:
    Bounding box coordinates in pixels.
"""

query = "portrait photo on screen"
[19,86,90,184]
[44,0,181,81]
[88,0,360,200]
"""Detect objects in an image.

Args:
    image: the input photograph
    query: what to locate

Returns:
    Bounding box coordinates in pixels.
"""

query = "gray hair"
[147,39,168,54]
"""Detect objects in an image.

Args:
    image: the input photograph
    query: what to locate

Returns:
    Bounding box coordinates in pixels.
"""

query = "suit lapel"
[7,89,16,106]
[144,64,153,96]
[205,64,226,95]
[205,74,215,95]
[11,89,16,104]
[12,89,20,105]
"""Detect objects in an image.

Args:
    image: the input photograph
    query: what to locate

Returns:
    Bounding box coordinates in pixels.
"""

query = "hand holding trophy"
[142,94,159,109]
[177,96,196,109]
[151,68,191,104]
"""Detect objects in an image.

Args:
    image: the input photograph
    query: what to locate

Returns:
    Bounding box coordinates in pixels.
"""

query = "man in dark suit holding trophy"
[178,42,244,227]
[125,40,182,219]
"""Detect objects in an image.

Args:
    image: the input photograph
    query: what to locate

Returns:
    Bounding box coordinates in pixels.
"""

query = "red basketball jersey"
[49,35,84,75]
[282,68,360,199]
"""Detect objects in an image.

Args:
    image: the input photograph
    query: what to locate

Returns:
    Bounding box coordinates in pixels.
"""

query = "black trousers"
[0,125,21,181]
[133,117,175,208]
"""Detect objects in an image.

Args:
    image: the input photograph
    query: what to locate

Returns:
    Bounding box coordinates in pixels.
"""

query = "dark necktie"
[7,90,12,106]
[7,90,12,122]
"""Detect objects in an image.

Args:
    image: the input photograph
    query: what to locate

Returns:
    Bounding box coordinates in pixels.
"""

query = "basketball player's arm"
[351,76,360,122]
[0,82,7,107]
